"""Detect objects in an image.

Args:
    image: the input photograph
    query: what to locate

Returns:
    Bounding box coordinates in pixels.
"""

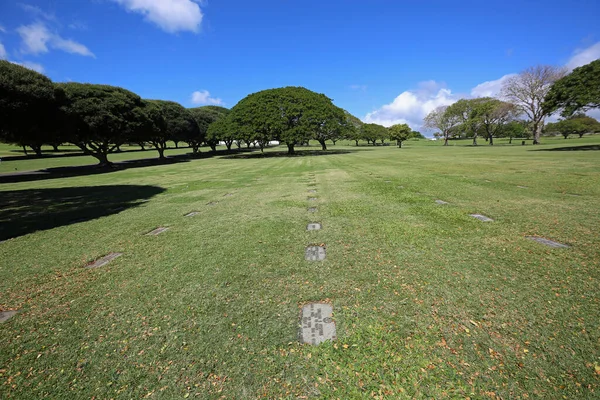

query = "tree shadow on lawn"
[531,144,600,151]
[0,184,166,241]
[220,149,364,159]
[0,155,193,184]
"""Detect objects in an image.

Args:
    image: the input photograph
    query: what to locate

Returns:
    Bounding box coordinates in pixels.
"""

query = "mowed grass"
[1,138,599,399]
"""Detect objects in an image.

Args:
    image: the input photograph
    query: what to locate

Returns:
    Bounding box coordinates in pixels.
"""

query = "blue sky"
[1,0,599,130]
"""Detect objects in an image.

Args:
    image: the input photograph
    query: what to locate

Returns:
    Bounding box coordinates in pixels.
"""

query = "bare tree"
[423,106,461,146]
[501,65,567,144]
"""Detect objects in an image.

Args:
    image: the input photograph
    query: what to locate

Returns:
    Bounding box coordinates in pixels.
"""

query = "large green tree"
[361,123,388,145]
[0,60,64,156]
[58,83,145,166]
[388,123,412,148]
[312,105,348,150]
[225,87,342,154]
[188,106,229,152]
[544,60,600,118]
[473,98,517,145]
[344,111,364,146]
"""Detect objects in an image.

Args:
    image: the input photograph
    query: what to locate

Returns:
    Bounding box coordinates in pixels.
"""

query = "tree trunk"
[532,122,541,145]
[355,140,359,146]
[509,137,513,144]
[579,133,585,138]
[138,142,146,151]
[210,144,217,152]
[319,139,327,151]
[22,145,28,155]
[472,136,478,146]
[92,151,112,167]
[287,143,295,155]
[489,134,494,146]
[331,139,337,145]
[115,145,122,152]
[226,141,232,151]
[30,144,42,157]
[52,144,59,151]
[192,144,199,154]
[397,140,402,148]
[174,141,179,148]
[444,134,449,146]
[157,147,165,160]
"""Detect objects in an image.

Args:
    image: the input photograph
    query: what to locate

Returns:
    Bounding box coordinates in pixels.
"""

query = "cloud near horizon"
[17,22,95,57]
[364,41,600,130]
[191,90,223,105]
[113,0,204,33]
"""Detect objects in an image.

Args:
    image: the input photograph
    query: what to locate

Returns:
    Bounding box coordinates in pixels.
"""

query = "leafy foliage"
[0,60,63,155]
[58,82,145,166]
[544,59,600,118]
[545,114,600,139]
[188,106,229,152]
[388,123,412,147]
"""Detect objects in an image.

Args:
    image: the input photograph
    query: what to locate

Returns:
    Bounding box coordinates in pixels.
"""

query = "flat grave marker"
[308,197,317,201]
[0,310,18,323]
[308,189,317,193]
[435,200,449,205]
[146,227,169,236]
[306,223,322,231]
[308,207,317,213]
[185,211,199,217]
[305,245,326,261]
[517,186,528,189]
[86,253,122,269]
[470,214,493,222]
[526,236,569,248]
[299,303,336,345]
[223,193,234,197]
[207,201,218,206]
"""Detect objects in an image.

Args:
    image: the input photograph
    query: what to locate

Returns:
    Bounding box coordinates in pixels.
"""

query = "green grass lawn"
[1,137,599,399]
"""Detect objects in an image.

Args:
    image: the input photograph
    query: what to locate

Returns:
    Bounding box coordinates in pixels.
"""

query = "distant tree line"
[423,59,600,145]
[0,61,428,164]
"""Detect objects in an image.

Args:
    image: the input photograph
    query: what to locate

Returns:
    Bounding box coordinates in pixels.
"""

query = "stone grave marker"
[307,223,322,231]
[435,200,449,205]
[517,186,528,189]
[526,236,569,248]
[305,245,326,261]
[207,201,218,206]
[308,197,317,201]
[308,207,317,213]
[223,193,233,197]
[385,180,391,183]
[146,227,169,236]
[299,303,336,345]
[0,310,18,323]
[308,189,317,193]
[86,253,123,269]
[470,214,493,222]
[185,211,199,217]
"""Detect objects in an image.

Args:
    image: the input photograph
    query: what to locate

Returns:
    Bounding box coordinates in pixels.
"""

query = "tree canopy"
[188,106,229,152]
[388,123,412,148]
[544,59,600,118]
[545,114,600,139]
[58,82,145,166]
[0,60,64,156]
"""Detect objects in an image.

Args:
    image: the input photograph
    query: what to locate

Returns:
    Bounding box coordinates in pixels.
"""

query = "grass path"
[1,140,599,398]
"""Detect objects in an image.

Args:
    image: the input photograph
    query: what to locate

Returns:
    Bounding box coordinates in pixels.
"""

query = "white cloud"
[350,84,367,91]
[12,60,45,73]
[566,41,600,71]
[364,81,459,128]
[19,3,57,21]
[113,0,204,33]
[0,42,7,59]
[191,90,223,105]
[470,73,517,98]
[0,25,6,33]
[16,22,95,57]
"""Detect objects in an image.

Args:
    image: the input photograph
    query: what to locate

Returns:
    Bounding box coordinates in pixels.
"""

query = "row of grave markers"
[301,173,337,345]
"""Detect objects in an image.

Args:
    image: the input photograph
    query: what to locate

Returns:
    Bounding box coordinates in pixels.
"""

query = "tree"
[473,98,517,145]
[544,59,600,118]
[225,87,341,155]
[151,100,198,158]
[188,106,229,153]
[312,105,348,150]
[545,114,600,139]
[0,60,64,156]
[135,100,168,159]
[361,123,388,145]
[206,116,237,151]
[411,130,425,139]
[499,120,529,143]
[423,105,461,146]
[501,65,567,144]
[344,111,364,146]
[58,83,145,166]
[388,123,412,148]
[445,98,487,145]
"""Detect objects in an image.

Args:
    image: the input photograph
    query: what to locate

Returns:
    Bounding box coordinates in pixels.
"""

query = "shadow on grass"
[220,149,361,159]
[531,145,600,151]
[3,146,193,161]
[0,184,165,241]
[0,154,194,184]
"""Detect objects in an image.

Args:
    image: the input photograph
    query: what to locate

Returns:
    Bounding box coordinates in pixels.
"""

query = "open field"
[1,138,599,398]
